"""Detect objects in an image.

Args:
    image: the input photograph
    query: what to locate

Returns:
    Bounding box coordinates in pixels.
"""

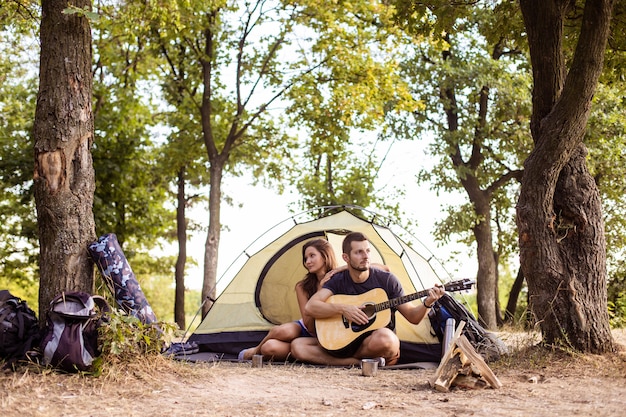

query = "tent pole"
[182,292,216,341]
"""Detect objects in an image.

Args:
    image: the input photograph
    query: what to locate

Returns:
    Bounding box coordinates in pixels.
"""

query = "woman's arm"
[295,282,315,332]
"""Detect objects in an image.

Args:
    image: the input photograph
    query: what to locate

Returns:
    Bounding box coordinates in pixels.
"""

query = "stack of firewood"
[429,322,503,392]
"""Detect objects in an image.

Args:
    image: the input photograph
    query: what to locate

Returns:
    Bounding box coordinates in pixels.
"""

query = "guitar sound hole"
[350,302,376,332]
[361,303,376,319]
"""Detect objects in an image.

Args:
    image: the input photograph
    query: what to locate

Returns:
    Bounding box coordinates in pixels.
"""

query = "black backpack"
[428,293,507,362]
[39,291,110,372]
[0,290,41,367]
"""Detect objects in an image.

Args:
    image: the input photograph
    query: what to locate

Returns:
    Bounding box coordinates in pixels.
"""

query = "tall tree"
[132,0,416,318]
[516,0,614,352]
[392,1,529,329]
[1,0,180,311]
[90,1,175,249]
[0,3,40,302]
[33,0,96,316]
[158,127,206,329]
[146,12,209,327]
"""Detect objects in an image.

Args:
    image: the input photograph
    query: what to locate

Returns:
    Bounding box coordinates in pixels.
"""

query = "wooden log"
[431,321,466,378]
[455,335,503,389]
[429,321,466,391]
[432,354,463,392]
[429,321,503,391]
[452,374,488,390]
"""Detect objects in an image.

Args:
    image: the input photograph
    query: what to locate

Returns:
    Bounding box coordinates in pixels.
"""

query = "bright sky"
[183,137,477,291]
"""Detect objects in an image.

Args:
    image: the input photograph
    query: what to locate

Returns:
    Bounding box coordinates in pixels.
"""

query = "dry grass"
[491,328,626,378]
[2,329,626,417]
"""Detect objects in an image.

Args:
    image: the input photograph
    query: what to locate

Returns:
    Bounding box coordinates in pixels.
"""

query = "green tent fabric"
[188,206,452,363]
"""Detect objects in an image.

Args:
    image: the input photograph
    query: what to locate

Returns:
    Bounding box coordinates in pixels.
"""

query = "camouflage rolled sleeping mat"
[88,233,158,325]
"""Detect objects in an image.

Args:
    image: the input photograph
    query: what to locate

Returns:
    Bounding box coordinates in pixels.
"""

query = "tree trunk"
[441,79,500,331]
[494,251,504,327]
[504,268,525,323]
[473,194,498,330]
[516,0,614,353]
[199,9,229,318]
[34,0,96,320]
[174,167,187,329]
[202,161,223,317]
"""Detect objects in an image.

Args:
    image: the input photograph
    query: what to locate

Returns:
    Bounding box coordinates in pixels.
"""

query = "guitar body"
[316,288,392,352]
[314,279,475,354]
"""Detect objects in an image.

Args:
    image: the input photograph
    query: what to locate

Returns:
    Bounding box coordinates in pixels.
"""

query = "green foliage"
[133,0,302,177]
[62,6,100,22]
[0,1,179,294]
[133,258,199,327]
[92,125,174,247]
[608,298,626,329]
[98,309,176,364]
[607,258,626,328]
[0,0,40,33]
[0,24,40,287]
[0,276,39,313]
[285,1,415,216]
[397,2,532,258]
[63,6,100,22]
[390,2,538,329]
[91,10,176,247]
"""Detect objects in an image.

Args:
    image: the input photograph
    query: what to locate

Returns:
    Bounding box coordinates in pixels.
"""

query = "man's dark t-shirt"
[322,268,404,356]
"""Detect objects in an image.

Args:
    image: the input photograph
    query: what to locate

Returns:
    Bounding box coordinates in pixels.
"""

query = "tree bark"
[174,167,187,329]
[472,192,498,330]
[517,0,614,353]
[440,76,499,330]
[199,9,221,318]
[202,161,223,317]
[504,267,525,322]
[34,0,96,319]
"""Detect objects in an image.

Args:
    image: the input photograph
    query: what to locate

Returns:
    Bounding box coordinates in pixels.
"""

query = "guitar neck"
[375,289,429,312]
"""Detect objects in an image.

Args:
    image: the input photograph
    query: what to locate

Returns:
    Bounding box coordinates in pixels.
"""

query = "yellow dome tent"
[188,206,458,364]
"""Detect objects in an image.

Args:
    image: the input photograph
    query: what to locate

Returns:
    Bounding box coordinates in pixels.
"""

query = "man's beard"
[350,260,369,272]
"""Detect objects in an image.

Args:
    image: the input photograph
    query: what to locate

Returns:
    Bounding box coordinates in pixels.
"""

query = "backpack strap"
[0,294,30,341]
[92,295,111,315]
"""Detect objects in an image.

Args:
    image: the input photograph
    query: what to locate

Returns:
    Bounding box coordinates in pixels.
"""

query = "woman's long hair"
[298,238,338,298]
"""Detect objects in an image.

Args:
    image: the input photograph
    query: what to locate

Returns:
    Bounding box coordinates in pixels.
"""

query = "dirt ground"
[2,329,626,417]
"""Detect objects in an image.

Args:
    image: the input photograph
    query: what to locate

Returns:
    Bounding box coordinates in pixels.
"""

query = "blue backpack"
[428,293,507,361]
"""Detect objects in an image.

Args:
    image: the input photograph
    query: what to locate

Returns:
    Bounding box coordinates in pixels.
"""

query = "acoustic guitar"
[315,279,475,352]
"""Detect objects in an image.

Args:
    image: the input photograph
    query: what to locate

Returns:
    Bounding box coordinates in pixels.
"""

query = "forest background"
[1,0,625,348]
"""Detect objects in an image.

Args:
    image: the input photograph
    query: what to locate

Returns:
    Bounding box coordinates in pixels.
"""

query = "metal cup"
[361,359,378,377]
[252,354,263,368]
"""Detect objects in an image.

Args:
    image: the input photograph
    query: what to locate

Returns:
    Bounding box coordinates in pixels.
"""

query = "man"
[290,232,445,366]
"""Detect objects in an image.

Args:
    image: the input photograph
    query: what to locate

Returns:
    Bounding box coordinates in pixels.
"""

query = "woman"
[238,238,339,361]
